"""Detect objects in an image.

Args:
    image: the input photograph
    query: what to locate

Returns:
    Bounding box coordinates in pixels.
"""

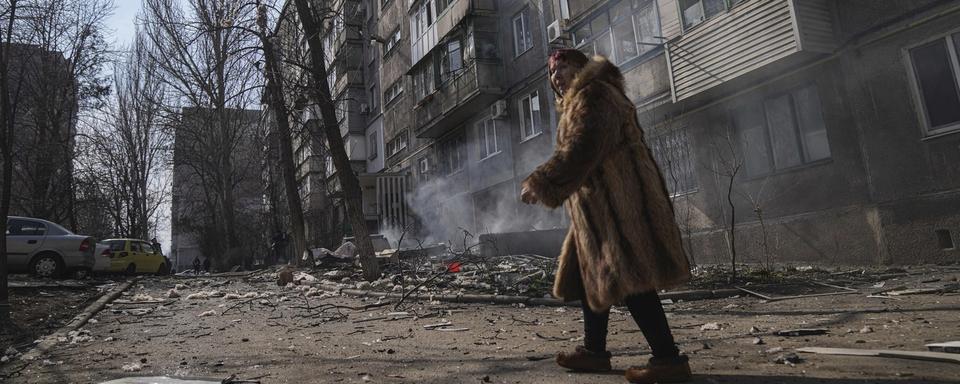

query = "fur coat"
[523,56,691,312]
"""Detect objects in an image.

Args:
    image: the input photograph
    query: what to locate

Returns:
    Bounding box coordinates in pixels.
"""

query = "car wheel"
[31,253,64,279]
[125,263,137,275]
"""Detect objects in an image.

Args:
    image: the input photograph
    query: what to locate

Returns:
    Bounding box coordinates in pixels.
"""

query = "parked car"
[5,216,96,278]
[93,243,111,273]
[100,238,170,275]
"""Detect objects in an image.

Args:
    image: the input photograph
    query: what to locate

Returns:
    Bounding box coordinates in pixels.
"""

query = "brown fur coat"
[524,56,691,312]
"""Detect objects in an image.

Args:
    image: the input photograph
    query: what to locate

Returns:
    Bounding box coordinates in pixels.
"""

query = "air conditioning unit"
[491,99,508,119]
[547,19,569,44]
[360,103,371,115]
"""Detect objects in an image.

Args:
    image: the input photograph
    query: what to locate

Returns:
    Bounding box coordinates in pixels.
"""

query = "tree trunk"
[0,0,19,320]
[726,175,737,282]
[293,0,380,281]
[256,4,307,267]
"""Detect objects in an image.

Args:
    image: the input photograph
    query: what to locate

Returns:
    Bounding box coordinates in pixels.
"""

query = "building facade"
[271,0,960,265]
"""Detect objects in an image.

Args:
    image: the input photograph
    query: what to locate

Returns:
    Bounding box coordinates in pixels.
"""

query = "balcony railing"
[413,61,502,138]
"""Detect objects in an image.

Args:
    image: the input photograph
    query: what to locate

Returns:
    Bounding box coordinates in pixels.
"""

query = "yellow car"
[101,238,170,275]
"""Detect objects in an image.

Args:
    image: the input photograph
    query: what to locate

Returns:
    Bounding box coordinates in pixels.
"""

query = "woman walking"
[521,49,692,383]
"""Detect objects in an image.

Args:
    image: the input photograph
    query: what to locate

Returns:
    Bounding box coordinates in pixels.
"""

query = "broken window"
[735,84,831,177]
[441,133,465,174]
[573,0,661,65]
[383,28,401,56]
[650,128,698,196]
[908,34,960,135]
[680,0,726,30]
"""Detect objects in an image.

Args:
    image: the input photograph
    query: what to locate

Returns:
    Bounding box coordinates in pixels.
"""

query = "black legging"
[582,290,680,358]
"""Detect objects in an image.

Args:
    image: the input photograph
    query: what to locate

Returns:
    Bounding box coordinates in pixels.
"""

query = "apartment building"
[558,0,960,265]
[271,0,960,265]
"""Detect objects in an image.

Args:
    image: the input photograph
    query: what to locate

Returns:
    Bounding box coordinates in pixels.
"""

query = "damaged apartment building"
[267,0,960,265]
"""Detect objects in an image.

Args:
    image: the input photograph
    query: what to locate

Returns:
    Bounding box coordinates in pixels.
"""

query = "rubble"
[700,322,722,331]
[121,362,143,372]
[774,353,803,365]
[198,310,217,317]
[166,289,180,298]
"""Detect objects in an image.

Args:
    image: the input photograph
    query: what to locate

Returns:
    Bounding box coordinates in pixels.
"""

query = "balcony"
[414,61,503,138]
[665,0,836,102]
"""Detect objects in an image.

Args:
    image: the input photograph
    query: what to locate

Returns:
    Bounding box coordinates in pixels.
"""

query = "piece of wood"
[775,328,829,337]
[798,347,960,364]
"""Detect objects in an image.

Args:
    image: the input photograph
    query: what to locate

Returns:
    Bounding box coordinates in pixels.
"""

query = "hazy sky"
[105,1,143,47]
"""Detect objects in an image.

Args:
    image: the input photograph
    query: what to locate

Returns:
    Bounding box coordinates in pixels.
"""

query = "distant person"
[521,49,692,383]
[193,257,202,274]
[202,257,211,273]
[151,238,162,255]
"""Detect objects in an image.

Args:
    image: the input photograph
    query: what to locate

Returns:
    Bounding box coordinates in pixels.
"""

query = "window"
[6,219,46,236]
[477,117,500,159]
[418,157,431,174]
[383,28,401,56]
[573,0,661,65]
[438,39,463,83]
[907,33,960,135]
[413,0,434,39]
[368,131,379,160]
[519,90,543,139]
[387,130,409,157]
[413,58,435,101]
[734,84,831,176]
[559,0,570,19]
[369,84,380,113]
[105,240,125,252]
[650,129,697,195]
[436,0,452,14]
[440,133,465,174]
[384,79,403,105]
[679,0,726,30]
[513,8,533,57]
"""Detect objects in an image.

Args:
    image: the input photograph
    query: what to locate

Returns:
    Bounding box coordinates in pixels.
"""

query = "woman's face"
[549,59,579,96]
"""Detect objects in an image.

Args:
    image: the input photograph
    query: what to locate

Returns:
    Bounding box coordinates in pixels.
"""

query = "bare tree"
[9,0,113,229]
[291,0,379,281]
[77,30,171,240]
[254,1,307,266]
[0,0,113,318]
[706,126,743,282]
[143,0,264,267]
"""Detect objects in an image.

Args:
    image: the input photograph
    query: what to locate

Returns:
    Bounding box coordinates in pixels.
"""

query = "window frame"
[678,0,728,32]
[734,84,832,177]
[512,7,533,58]
[368,130,379,160]
[383,28,402,58]
[904,32,960,138]
[572,0,663,67]
[477,117,501,160]
[383,79,404,107]
[649,128,698,197]
[518,90,543,141]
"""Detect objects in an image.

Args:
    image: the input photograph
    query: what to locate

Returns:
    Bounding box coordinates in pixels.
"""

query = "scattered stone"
[198,310,217,317]
[224,293,242,300]
[749,326,762,334]
[700,322,722,331]
[753,337,765,345]
[5,347,18,356]
[167,289,181,298]
[104,337,115,342]
[774,353,802,365]
[242,292,259,299]
[175,284,187,290]
[859,326,874,334]
[121,362,143,372]
[357,281,373,290]
[1,356,8,363]
[765,347,784,354]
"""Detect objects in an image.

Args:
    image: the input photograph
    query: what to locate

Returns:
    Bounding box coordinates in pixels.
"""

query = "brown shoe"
[625,355,692,383]
[556,346,612,372]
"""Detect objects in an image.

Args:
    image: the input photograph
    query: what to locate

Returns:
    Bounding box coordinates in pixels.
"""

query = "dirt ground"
[2,268,959,384]
[0,276,109,354]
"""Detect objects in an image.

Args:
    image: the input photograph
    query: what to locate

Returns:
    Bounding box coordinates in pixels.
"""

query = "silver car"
[5,216,96,278]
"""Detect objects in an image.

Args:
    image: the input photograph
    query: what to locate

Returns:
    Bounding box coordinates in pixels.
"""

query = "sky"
[105,1,143,48]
